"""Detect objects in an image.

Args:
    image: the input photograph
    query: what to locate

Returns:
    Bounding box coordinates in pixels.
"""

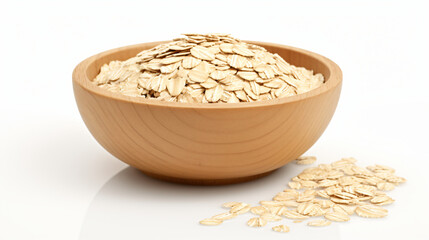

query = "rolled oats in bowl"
[93,33,324,103]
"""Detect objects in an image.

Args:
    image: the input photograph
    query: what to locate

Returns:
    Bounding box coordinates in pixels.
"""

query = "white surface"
[1,0,428,239]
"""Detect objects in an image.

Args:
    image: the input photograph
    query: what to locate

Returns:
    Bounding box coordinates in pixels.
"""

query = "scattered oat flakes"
[307,219,332,227]
[315,199,335,209]
[317,190,331,199]
[300,180,318,189]
[262,200,287,207]
[377,182,395,191]
[274,191,297,201]
[281,200,299,208]
[333,204,355,215]
[283,210,309,220]
[288,181,302,189]
[269,206,288,215]
[272,224,290,233]
[297,202,317,215]
[370,195,395,206]
[200,157,405,233]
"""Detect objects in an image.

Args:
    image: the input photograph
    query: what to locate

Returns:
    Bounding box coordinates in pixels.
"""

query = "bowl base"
[140,169,277,185]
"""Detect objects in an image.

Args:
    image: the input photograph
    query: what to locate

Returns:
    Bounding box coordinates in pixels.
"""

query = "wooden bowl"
[73,41,342,185]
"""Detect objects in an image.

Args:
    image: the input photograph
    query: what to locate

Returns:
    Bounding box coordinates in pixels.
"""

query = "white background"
[1,0,428,239]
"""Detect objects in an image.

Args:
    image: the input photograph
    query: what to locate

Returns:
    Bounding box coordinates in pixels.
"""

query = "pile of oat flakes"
[93,33,324,103]
[199,156,406,233]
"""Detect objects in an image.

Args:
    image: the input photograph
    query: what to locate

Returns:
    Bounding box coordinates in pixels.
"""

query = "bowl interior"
[77,41,340,108]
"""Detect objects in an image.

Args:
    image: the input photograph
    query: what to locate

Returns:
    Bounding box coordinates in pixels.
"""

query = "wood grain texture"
[72,41,342,185]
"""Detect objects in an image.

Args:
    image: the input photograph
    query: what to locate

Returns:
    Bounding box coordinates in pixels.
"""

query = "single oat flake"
[295,156,317,165]
[199,218,223,226]
[283,210,309,220]
[222,201,241,208]
[356,204,388,218]
[307,219,332,227]
[272,224,290,233]
[93,33,324,103]
[250,206,269,215]
[212,212,237,220]
[247,217,267,227]
[261,213,282,221]
[324,211,350,222]
[230,202,251,214]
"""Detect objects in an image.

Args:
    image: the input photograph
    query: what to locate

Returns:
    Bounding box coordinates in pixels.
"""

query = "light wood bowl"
[73,41,342,185]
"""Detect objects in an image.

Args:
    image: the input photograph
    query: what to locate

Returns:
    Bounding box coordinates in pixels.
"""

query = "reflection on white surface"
[79,166,341,240]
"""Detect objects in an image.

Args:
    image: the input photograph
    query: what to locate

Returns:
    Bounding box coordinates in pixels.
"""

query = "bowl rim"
[73,41,342,109]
